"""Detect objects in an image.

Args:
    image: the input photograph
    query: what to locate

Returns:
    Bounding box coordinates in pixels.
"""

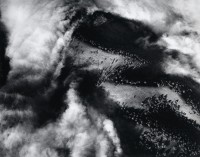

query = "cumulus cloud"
[55,84,122,157]
[0,0,200,156]
[0,1,117,156]
[158,34,200,83]
[93,0,200,32]
[0,0,93,80]
[1,0,62,70]
[0,84,122,157]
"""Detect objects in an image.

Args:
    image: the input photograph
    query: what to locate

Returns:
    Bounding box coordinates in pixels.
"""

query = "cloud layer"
[0,0,200,157]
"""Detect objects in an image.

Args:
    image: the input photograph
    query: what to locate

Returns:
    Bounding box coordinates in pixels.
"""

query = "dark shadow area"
[0,20,10,88]
[74,11,163,64]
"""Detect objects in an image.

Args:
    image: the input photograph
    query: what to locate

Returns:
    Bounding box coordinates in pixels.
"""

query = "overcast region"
[0,0,200,157]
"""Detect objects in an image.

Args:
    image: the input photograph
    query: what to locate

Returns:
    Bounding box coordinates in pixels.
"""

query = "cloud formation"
[93,0,200,83]
[0,0,200,156]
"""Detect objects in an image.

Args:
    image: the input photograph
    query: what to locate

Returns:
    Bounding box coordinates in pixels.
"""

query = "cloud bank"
[0,0,200,156]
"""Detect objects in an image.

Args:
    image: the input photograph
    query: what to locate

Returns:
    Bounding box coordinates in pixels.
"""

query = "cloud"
[0,84,122,157]
[93,0,200,32]
[0,0,86,80]
[0,0,200,156]
[55,84,122,157]
[92,0,200,83]
[158,34,200,83]
[93,0,178,33]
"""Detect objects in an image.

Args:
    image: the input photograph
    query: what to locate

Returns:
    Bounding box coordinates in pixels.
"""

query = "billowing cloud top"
[0,0,200,157]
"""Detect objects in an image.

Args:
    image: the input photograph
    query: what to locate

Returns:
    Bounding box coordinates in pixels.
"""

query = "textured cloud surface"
[0,0,200,157]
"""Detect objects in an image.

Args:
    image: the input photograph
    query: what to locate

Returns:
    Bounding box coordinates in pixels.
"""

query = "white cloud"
[0,84,122,157]
[0,0,84,80]
[1,0,200,156]
[93,0,200,33]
